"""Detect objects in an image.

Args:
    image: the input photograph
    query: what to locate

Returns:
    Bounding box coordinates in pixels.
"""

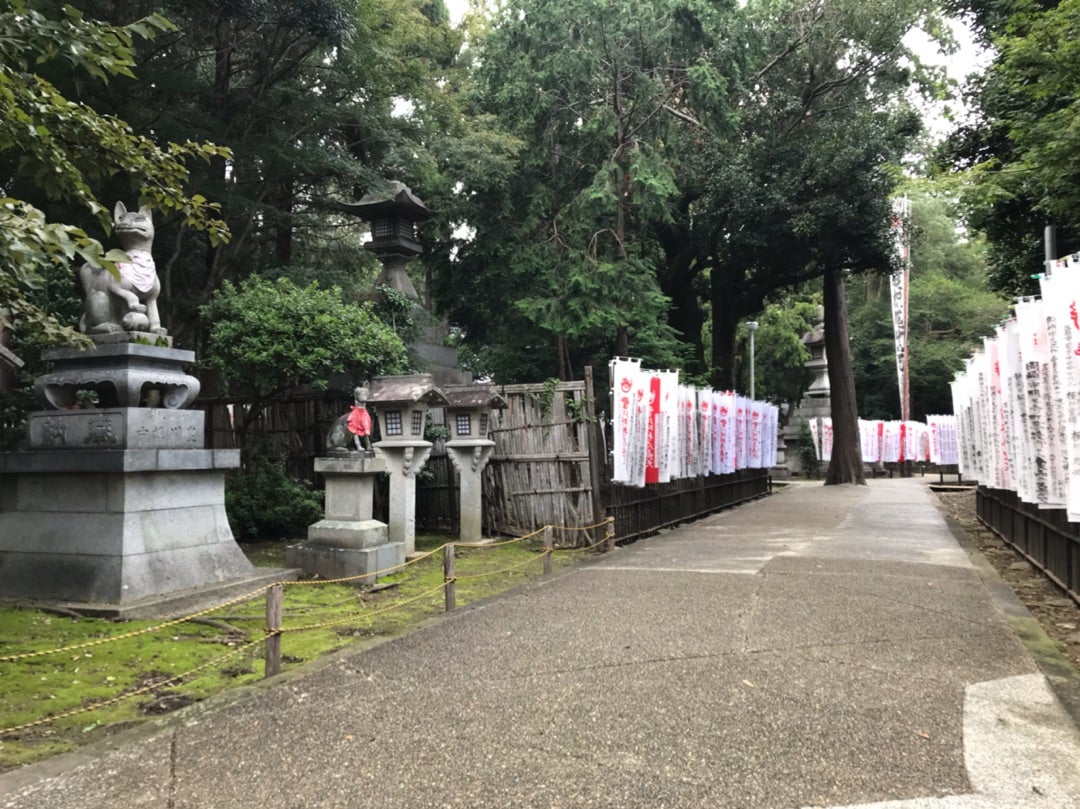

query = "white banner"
[890,196,910,414]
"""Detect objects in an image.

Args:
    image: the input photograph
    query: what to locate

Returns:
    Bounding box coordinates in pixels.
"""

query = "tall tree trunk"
[823,266,865,485]
[709,287,738,390]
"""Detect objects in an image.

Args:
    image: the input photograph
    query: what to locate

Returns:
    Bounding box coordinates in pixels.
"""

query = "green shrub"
[225,463,323,540]
[797,418,820,479]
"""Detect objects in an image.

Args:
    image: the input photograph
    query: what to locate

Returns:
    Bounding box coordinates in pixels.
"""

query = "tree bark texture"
[823,266,866,485]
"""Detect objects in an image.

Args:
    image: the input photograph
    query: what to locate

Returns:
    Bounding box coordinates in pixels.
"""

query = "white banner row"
[804,415,959,466]
[610,358,779,487]
[951,262,1080,520]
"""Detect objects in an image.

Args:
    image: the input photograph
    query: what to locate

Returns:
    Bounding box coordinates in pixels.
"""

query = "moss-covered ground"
[0,534,584,772]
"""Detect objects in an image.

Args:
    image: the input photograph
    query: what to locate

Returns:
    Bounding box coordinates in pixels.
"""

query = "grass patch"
[0,533,584,772]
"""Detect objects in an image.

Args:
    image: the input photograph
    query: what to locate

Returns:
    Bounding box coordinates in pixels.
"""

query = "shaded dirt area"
[934,487,1080,673]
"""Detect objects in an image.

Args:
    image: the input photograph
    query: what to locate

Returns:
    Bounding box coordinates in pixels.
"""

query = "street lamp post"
[747,321,759,400]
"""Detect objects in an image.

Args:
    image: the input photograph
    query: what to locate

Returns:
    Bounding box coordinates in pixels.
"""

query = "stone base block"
[285,541,405,585]
[28,408,204,450]
[308,519,388,549]
[0,459,251,604]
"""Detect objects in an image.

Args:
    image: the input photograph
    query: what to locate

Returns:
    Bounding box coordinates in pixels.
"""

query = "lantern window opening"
[385,410,403,436]
[455,414,472,437]
[479,413,489,438]
[411,410,424,436]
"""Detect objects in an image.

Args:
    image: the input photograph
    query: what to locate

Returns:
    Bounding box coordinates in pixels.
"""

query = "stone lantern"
[442,384,508,543]
[340,181,433,303]
[367,374,448,555]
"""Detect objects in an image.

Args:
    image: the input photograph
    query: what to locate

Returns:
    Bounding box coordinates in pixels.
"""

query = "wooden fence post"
[264,584,283,679]
[444,544,456,612]
[584,366,611,551]
[543,525,553,576]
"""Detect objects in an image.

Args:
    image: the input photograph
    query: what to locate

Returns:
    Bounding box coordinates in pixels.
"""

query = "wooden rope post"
[444,544,456,612]
[543,526,553,576]
[264,584,283,679]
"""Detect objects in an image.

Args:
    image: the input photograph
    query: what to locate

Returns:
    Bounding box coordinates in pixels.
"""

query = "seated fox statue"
[79,202,166,336]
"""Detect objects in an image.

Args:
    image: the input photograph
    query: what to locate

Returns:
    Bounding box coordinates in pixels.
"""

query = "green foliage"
[372,284,420,344]
[848,191,1009,419]
[938,0,1080,295]
[737,291,819,405]
[224,462,323,540]
[0,1,230,344]
[431,0,723,381]
[200,276,407,404]
[797,419,820,479]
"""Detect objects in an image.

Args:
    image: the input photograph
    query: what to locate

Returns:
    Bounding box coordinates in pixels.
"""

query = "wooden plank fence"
[481,379,600,547]
[977,486,1080,605]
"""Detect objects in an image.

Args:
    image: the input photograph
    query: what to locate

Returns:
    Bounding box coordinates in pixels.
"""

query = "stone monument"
[286,388,400,584]
[442,384,507,543]
[0,203,277,616]
[782,306,831,475]
[340,182,470,386]
[366,374,448,556]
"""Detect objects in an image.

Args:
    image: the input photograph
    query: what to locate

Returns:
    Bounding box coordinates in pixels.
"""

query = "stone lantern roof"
[366,373,448,408]
[339,181,433,259]
[346,181,433,221]
[441,384,508,411]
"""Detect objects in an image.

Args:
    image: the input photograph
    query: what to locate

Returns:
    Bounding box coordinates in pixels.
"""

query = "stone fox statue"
[79,202,166,335]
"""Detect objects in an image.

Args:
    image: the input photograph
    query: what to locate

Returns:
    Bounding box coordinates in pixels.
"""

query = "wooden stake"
[543,525,553,576]
[264,584,283,679]
[444,544,456,612]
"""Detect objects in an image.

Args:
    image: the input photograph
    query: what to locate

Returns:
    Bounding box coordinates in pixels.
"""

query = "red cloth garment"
[347,406,372,437]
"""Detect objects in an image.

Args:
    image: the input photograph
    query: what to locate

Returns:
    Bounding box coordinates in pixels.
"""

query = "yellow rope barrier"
[280,583,447,634]
[451,549,552,580]
[0,585,272,663]
[556,516,615,532]
[0,636,263,737]
[281,543,449,587]
[455,525,547,549]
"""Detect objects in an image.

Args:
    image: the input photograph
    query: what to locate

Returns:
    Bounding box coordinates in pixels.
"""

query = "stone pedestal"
[35,343,200,409]
[446,440,495,543]
[375,441,433,556]
[287,454,402,584]
[0,447,253,605]
[0,336,285,615]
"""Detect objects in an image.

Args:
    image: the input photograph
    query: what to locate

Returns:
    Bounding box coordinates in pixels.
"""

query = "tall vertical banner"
[644,373,662,484]
[890,196,911,420]
[610,358,646,487]
[1042,267,1080,521]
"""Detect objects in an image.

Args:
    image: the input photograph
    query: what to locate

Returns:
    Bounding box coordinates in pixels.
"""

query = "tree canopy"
[939,0,1080,294]
[0,0,229,344]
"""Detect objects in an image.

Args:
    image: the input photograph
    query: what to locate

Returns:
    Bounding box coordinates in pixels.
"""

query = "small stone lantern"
[442,384,508,542]
[340,181,433,302]
[367,374,448,555]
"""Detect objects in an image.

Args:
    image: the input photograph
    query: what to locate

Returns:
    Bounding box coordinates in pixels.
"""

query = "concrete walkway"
[3,477,1080,808]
